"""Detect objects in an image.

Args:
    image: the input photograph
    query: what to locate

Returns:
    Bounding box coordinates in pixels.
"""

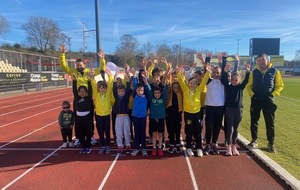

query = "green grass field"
[239,76,300,180]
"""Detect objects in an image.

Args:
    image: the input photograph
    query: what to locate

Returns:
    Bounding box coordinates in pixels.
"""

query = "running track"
[0,88,291,190]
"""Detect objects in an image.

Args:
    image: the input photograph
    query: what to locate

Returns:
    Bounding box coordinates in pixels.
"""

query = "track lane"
[0,87,293,190]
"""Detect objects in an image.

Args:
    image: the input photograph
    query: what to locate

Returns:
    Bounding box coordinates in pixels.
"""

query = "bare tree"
[142,41,154,58]
[156,43,172,60]
[21,16,61,53]
[0,15,10,37]
[115,34,139,66]
[295,49,300,61]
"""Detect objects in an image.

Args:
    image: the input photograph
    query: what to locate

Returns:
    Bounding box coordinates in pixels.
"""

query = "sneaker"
[232,144,240,156]
[85,148,92,154]
[68,142,74,147]
[175,145,182,153]
[105,146,111,154]
[152,148,157,156]
[203,145,211,155]
[99,146,106,154]
[168,146,175,153]
[212,145,220,155]
[131,149,140,156]
[158,148,163,156]
[197,149,203,157]
[162,143,166,150]
[142,149,148,156]
[91,137,97,145]
[74,139,80,147]
[62,142,68,148]
[226,145,232,156]
[247,140,258,148]
[117,146,123,153]
[80,148,86,154]
[125,146,130,154]
[186,148,194,156]
[268,143,276,153]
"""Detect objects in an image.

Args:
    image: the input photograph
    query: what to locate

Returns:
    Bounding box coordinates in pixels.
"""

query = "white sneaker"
[91,137,97,145]
[68,142,74,147]
[74,139,80,147]
[197,149,203,157]
[226,145,232,156]
[62,142,67,148]
[186,148,194,156]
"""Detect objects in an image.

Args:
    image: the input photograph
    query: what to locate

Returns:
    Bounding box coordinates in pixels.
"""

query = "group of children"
[58,46,250,157]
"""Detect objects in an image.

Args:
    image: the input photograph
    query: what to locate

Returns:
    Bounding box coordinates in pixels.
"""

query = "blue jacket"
[132,84,150,118]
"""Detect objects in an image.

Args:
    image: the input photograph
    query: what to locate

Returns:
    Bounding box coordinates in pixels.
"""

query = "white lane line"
[0,96,71,117]
[0,121,57,148]
[0,108,58,128]
[98,153,120,190]
[1,146,62,190]
[0,88,69,102]
[0,92,70,109]
[181,139,199,190]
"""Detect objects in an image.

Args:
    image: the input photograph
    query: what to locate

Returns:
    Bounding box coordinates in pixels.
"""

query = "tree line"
[1,15,300,69]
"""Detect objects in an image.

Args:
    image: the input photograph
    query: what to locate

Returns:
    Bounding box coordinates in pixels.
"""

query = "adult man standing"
[59,44,106,146]
[246,53,284,153]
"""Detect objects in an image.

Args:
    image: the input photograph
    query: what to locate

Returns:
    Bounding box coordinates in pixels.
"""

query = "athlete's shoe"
[74,139,80,147]
[131,149,140,156]
[197,149,203,157]
[68,142,74,147]
[62,142,68,148]
[186,148,194,156]
[157,148,163,156]
[142,149,148,156]
[91,137,97,145]
[226,145,232,156]
[85,148,92,154]
[247,140,258,148]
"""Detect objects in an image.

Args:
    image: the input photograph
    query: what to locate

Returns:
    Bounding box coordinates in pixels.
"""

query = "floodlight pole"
[236,39,241,55]
[95,0,101,64]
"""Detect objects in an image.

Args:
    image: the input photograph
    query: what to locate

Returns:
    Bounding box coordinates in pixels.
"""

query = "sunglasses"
[63,106,70,109]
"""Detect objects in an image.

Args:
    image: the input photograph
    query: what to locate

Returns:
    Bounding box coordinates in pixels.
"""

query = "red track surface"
[0,88,291,190]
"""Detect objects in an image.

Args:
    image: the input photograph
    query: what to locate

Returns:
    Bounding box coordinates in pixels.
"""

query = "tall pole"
[95,0,101,64]
[83,22,85,52]
[236,39,241,55]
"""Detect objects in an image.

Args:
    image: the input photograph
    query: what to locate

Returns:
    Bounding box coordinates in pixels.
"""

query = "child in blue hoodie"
[130,74,150,157]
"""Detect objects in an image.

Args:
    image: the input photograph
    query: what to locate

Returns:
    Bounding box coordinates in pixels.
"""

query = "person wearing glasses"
[58,101,75,148]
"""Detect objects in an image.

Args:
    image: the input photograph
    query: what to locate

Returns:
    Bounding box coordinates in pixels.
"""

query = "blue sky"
[1,0,300,61]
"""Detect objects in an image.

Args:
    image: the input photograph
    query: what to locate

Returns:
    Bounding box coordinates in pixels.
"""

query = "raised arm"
[59,44,76,75]
[240,64,250,89]
[96,49,106,73]
[233,54,240,73]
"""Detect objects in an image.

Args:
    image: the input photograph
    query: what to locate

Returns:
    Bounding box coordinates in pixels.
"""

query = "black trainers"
[203,145,211,155]
[268,143,276,153]
[168,145,175,153]
[80,148,86,154]
[211,145,219,155]
[85,148,92,154]
[247,140,258,148]
[175,145,182,153]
